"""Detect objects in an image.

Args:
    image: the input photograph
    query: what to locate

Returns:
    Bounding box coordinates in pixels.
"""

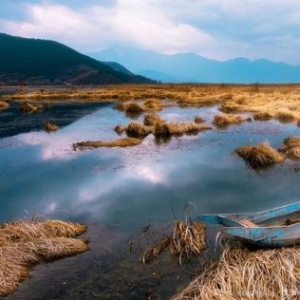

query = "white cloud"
[1,0,300,63]
[0,1,215,54]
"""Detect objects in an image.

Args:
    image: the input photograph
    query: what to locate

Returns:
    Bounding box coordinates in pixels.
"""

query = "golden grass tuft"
[0,219,88,296]
[73,137,143,150]
[20,102,40,113]
[279,136,300,160]
[28,237,88,261]
[219,101,241,113]
[170,221,206,265]
[253,111,274,121]
[44,121,58,132]
[143,113,164,126]
[283,146,300,160]
[0,261,29,297]
[143,221,206,266]
[194,116,205,124]
[143,98,163,111]
[115,101,145,113]
[114,124,125,135]
[172,246,300,300]
[125,121,153,138]
[235,143,286,169]
[165,122,211,136]
[0,101,9,111]
[276,110,296,123]
[213,113,249,128]
[284,136,300,147]
[142,237,172,264]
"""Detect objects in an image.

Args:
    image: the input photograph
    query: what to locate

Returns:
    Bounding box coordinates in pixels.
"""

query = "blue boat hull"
[223,223,300,247]
[197,201,300,227]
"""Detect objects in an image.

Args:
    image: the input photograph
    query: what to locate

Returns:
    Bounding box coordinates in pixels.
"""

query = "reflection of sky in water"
[1,105,300,230]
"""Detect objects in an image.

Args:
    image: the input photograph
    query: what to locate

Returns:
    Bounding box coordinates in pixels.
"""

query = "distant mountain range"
[89,47,300,83]
[0,34,151,85]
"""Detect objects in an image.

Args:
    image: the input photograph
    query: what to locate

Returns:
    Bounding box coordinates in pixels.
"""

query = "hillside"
[0,33,151,85]
[89,47,300,83]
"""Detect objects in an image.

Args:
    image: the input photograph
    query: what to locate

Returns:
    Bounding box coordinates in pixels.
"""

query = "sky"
[1,0,300,64]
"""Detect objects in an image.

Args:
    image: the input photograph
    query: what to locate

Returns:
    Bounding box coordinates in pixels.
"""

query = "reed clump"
[73,137,143,150]
[115,101,145,114]
[143,113,164,126]
[284,136,300,147]
[20,102,41,113]
[114,124,125,135]
[280,136,300,160]
[276,110,296,123]
[194,116,205,124]
[143,221,206,265]
[172,246,300,300]
[44,121,58,132]
[143,98,163,111]
[235,143,286,169]
[0,101,9,111]
[253,111,274,121]
[213,113,249,128]
[0,219,88,297]
[162,122,211,136]
[125,121,153,138]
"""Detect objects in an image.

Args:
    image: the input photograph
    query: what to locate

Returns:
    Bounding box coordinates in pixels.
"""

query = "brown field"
[3,84,300,124]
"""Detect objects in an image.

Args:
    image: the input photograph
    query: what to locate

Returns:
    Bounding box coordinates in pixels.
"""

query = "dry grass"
[284,136,300,147]
[44,121,58,132]
[115,101,145,113]
[172,246,300,300]
[235,143,286,169]
[276,110,296,123]
[123,119,211,139]
[125,121,153,138]
[0,101,9,111]
[29,237,88,261]
[253,111,274,121]
[114,124,125,135]
[73,137,143,150]
[170,221,206,265]
[5,85,300,125]
[279,136,300,160]
[143,113,164,126]
[194,116,205,124]
[0,219,88,297]
[143,221,206,266]
[143,98,164,111]
[20,102,40,113]
[163,122,211,136]
[213,113,249,128]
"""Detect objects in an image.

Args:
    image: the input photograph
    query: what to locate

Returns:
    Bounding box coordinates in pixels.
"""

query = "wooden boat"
[197,201,300,247]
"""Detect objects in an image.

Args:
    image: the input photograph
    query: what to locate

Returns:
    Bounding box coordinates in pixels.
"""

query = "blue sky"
[1,0,300,64]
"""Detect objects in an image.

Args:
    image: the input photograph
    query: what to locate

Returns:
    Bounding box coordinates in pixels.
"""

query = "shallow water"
[2,103,300,299]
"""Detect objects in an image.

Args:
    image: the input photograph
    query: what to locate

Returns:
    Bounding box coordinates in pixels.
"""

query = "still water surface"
[1,102,300,299]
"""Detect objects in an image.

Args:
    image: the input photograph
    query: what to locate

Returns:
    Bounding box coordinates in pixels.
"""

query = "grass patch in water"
[0,219,88,297]
[143,220,206,266]
[0,101,9,111]
[213,113,250,128]
[235,143,286,169]
[20,102,41,113]
[44,121,58,132]
[73,137,143,150]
